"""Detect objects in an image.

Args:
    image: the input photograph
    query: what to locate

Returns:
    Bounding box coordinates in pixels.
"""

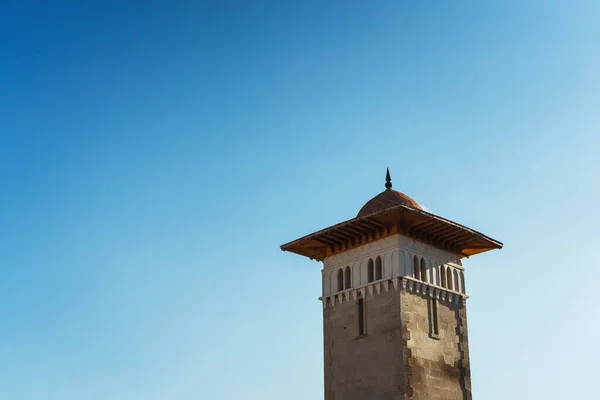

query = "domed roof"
[357,169,422,217]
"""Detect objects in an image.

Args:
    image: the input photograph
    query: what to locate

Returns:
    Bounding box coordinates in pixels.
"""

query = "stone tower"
[280,170,502,400]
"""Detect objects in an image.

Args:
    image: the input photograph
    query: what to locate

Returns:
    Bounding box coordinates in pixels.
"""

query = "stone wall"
[401,291,471,400]
[323,289,405,400]
[323,282,471,399]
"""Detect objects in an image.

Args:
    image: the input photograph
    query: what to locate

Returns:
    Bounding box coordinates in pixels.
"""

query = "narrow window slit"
[429,298,439,339]
[358,298,366,336]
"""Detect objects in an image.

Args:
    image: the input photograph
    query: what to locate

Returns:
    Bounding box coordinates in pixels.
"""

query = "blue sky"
[1,1,599,399]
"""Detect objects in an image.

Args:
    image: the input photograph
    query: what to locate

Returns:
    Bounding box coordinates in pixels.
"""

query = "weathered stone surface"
[324,289,404,400]
[324,287,470,399]
[401,291,470,399]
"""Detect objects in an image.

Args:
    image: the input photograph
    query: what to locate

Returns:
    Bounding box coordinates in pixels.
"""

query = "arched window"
[367,259,374,283]
[413,256,420,281]
[375,256,382,280]
[440,265,447,288]
[446,267,453,290]
[460,271,466,294]
[453,269,459,293]
[337,269,344,292]
[420,258,427,283]
[345,266,351,289]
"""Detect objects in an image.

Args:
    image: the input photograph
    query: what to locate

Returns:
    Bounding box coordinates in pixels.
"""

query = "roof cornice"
[280,204,503,261]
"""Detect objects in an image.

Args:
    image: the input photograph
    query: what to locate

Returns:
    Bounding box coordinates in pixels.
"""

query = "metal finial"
[385,168,392,189]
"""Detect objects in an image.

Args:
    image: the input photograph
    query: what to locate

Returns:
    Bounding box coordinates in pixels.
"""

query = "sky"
[0,1,599,399]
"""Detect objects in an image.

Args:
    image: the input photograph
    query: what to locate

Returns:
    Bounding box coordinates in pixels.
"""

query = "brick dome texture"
[357,189,422,217]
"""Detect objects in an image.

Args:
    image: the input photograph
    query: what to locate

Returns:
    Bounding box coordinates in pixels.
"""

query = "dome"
[357,169,422,217]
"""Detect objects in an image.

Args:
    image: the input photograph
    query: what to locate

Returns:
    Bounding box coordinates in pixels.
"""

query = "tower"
[280,170,502,400]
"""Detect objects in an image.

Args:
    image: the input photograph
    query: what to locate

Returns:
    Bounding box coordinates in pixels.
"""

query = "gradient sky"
[1,2,599,399]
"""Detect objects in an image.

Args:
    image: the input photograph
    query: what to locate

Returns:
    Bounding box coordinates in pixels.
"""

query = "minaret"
[281,170,502,400]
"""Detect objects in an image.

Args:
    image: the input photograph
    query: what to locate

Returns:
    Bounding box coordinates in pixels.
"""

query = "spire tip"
[385,168,392,189]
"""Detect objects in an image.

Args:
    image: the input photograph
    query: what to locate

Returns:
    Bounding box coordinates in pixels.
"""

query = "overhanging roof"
[280,204,503,261]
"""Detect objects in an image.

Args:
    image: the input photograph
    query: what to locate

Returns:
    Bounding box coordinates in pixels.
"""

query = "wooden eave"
[280,204,503,261]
